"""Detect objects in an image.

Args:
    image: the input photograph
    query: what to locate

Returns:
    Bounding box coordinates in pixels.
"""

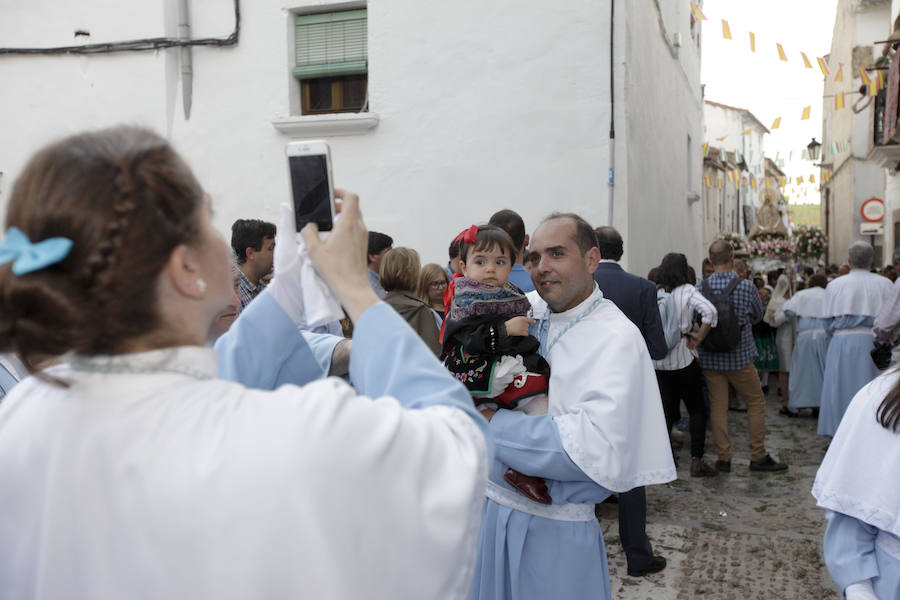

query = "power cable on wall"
[0,0,240,56]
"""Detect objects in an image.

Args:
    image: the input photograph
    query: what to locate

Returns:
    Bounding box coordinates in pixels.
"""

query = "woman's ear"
[164,244,207,299]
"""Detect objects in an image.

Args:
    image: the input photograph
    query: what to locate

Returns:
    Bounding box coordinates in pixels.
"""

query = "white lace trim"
[485,481,596,522]
[557,418,677,491]
[812,485,900,540]
[833,327,873,337]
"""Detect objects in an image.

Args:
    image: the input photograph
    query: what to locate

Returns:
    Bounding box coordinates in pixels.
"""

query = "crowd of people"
[0,125,897,599]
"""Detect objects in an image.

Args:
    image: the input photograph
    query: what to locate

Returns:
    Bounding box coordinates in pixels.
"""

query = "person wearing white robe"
[467,215,675,600]
[0,127,489,600]
[782,275,829,410]
[812,370,900,599]
[818,242,894,436]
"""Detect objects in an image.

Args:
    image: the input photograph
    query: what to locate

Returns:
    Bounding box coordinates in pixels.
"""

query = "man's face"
[369,246,392,272]
[527,218,599,312]
[250,236,275,277]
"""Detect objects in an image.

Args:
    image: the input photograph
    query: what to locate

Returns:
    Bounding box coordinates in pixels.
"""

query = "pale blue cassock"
[813,371,900,599]
[818,271,894,437]
[782,286,829,410]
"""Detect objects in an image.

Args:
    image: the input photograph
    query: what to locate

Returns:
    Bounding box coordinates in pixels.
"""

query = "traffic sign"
[861,197,886,222]
[860,222,885,235]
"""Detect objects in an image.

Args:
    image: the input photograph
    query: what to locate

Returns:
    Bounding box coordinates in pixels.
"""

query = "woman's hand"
[300,189,379,323]
[505,316,535,337]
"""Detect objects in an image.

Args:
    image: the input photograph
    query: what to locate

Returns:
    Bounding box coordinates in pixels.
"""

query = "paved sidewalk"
[596,387,840,599]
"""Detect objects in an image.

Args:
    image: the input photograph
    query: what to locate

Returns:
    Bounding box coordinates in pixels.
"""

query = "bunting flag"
[834,63,843,82]
[801,149,809,160]
[835,92,845,110]
[742,127,753,136]
[858,66,871,85]
[830,143,837,155]
[771,117,781,129]
[779,176,786,188]
[704,174,712,187]
[690,2,707,21]
[879,70,886,89]
[722,19,732,40]
[869,80,880,97]
[702,142,709,157]
[824,171,830,182]
[776,43,788,62]
[749,31,756,53]
[727,170,734,183]
[750,177,757,190]
[817,57,830,76]
[809,174,816,183]
[801,52,813,69]
[717,177,724,189]
[801,106,811,120]
[716,135,727,141]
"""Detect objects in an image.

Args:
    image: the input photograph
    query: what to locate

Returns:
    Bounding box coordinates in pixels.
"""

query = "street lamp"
[807,138,822,161]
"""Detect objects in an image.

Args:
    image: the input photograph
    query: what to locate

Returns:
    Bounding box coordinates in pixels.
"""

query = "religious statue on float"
[748,188,789,241]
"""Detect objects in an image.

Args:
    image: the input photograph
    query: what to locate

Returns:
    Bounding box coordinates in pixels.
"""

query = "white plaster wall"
[620,0,703,276]
[0,0,615,267]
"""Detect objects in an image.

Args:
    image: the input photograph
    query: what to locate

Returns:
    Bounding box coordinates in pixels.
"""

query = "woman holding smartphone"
[0,126,488,599]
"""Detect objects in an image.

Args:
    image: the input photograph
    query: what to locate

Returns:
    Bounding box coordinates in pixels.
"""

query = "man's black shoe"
[749,454,788,472]
[714,459,731,473]
[627,555,667,577]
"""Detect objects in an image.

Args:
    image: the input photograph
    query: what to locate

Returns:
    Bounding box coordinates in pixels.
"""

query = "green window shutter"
[294,9,367,80]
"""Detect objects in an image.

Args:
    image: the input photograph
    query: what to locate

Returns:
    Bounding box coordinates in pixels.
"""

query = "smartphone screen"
[288,154,332,232]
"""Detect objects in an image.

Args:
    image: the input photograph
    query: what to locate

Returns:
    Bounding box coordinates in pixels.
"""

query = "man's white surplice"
[0,304,488,600]
[529,285,676,491]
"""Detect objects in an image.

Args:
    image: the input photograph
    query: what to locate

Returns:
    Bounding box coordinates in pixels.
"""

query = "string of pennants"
[691,1,887,132]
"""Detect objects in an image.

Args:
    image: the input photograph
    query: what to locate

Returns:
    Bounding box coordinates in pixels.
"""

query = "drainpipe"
[177,0,193,119]
[607,0,615,226]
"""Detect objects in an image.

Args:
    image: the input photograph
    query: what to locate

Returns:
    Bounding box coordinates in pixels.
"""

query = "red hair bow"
[454,225,479,245]
[439,272,463,345]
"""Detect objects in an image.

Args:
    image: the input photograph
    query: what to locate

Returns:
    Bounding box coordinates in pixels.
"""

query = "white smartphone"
[285,140,336,232]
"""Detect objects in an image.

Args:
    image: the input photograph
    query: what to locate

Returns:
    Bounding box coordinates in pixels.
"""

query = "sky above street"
[701,0,840,204]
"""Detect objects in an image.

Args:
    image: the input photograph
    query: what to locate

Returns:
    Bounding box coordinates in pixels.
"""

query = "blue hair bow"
[0,227,73,275]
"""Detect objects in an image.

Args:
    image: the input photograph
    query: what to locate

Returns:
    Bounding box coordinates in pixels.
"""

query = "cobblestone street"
[597,382,840,599]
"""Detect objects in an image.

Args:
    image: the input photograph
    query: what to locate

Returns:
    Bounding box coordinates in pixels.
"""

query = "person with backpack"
[697,240,788,473]
[653,253,719,477]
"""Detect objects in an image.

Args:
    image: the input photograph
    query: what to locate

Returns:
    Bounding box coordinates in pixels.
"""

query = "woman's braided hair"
[0,126,205,373]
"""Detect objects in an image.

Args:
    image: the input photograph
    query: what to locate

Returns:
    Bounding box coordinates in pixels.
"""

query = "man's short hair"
[448,238,460,260]
[708,240,733,266]
[488,209,527,252]
[231,219,276,264]
[541,213,598,255]
[594,226,623,261]
[367,231,393,258]
[808,274,828,289]
[849,240,874,269]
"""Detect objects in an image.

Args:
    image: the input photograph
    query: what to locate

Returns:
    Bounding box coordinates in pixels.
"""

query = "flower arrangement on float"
[793,225,827,262]
[747,238,797,262]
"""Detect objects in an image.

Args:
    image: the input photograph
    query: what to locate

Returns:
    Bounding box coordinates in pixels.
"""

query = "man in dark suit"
[592,226,668,577]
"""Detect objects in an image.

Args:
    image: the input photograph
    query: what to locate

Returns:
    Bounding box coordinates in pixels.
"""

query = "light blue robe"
[216,291,344,389]
[785,314,828,409]
[818,315,879,436]
[468,410,613,600]
[824,511,900,599]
